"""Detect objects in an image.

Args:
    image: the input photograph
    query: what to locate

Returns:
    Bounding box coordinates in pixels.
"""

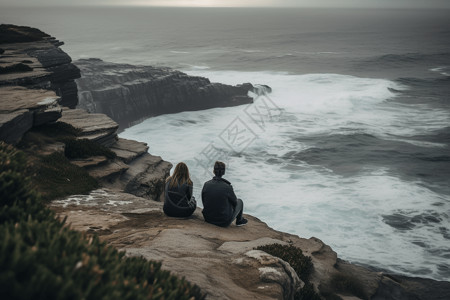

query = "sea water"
[1,6,449,281]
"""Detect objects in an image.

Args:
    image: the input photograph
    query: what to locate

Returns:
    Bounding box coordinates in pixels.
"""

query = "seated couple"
[163,161,248,227]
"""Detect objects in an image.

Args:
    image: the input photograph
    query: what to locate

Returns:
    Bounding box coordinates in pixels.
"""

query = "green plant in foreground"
[29,152,99,202]
[0,142,205,299]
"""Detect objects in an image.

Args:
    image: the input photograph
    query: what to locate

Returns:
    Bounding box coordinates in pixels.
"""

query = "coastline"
[1,24,449,299]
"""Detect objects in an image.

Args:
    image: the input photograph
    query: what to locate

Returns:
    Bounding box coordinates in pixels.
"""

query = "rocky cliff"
[1,24,449,300]
[75,58,255,130]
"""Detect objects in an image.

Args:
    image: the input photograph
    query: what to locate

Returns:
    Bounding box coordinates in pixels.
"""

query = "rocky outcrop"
[75,58,255,129]
[0,25,81,144]
[0,24,81,108]
[0,86,61,144]
[58,108,119,146]
[50,189,450,300]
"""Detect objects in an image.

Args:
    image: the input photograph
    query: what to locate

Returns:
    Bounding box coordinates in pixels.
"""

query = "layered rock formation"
[75,58,255,129]
[0,24,172,201]
[0,25,80,144]
[0,24,80,108]
[2,24,449,300]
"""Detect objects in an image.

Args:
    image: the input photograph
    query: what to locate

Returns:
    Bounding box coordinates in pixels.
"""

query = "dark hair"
[213,161,226,177]
[166,162,193,188]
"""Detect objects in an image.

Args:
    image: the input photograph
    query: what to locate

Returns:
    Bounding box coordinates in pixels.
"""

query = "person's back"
[163,162,196,218]
[201,161,248,227]
[202,176,236,227]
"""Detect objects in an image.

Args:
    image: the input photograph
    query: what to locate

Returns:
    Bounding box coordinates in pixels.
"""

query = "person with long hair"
[163,162,197,218]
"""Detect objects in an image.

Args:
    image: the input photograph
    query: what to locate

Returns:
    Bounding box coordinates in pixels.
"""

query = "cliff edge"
[1,24,449,300]
[75,58,255,130]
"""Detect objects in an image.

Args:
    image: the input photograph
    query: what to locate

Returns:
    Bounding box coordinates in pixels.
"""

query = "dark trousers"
[229,198,244,225]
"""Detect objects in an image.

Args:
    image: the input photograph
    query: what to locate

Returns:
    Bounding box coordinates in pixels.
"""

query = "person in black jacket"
[201,161,248,227]
[163,162,196,218]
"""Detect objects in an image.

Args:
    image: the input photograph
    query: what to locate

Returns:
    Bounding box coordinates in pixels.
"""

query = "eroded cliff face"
[75,58,255,129]
[0,24,80,108]
[0,25,81,144]
[0,25,171,202]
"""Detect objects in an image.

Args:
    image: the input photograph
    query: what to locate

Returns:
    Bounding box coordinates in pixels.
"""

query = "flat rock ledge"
[50,189,450,300]
[58,108,119,146]
[0,86,61,144]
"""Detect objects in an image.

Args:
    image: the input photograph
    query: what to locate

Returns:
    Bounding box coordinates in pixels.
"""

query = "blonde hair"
[166,162,193,188]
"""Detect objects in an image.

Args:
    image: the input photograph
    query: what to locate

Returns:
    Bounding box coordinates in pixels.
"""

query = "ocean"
[1,6,449,281]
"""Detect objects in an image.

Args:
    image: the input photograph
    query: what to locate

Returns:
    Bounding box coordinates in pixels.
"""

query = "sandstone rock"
[58,108,119,146]
[75,58,255,130]
[70,156,109,168]
[121,153,172,201]
[87,159,129,182]
[0,109,32,144]
[110,138,149,163]
[50,189,304,300]
[50,189,450,300]
[0,25,80,108]
[0,86,61,143]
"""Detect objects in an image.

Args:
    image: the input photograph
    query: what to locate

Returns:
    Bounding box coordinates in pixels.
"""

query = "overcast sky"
[1,0,449,9]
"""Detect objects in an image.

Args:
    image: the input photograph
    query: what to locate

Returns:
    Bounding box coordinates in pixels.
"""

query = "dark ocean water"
[1,6,449,281]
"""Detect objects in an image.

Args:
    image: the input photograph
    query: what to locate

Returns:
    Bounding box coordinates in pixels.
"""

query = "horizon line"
[2,4,450,9]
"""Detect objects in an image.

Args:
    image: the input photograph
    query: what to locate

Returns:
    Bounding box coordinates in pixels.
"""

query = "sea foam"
[121,70,450,281]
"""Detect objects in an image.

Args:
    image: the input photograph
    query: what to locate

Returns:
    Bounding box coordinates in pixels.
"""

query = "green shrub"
[256,243,321,300]
[256,243,313,282]
[28,152,98,201]
[0,142,205,299]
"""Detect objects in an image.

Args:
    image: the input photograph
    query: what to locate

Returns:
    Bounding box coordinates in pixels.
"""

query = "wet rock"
[75,59,255,129]
[382,213,416,230]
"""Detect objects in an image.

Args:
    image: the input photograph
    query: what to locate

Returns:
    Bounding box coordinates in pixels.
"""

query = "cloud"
[1,0,450,8]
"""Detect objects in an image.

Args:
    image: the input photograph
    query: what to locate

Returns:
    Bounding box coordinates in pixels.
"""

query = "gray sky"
[1,0,450,8]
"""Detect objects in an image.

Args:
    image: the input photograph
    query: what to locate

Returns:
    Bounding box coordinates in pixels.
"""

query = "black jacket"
[201,176,238,227]
[163,179,196,218]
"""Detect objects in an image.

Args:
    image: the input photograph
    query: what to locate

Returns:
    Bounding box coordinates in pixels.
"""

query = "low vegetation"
[256,243,321,300]
[18,122,116,201]
[0,141,205,300]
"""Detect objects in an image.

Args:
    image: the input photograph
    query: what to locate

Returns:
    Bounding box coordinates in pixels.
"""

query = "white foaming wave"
[430,66,450,76]
[121,70,450,281]
[229,161,450,280]
[180,63,211,70]
[185,70,450,139]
